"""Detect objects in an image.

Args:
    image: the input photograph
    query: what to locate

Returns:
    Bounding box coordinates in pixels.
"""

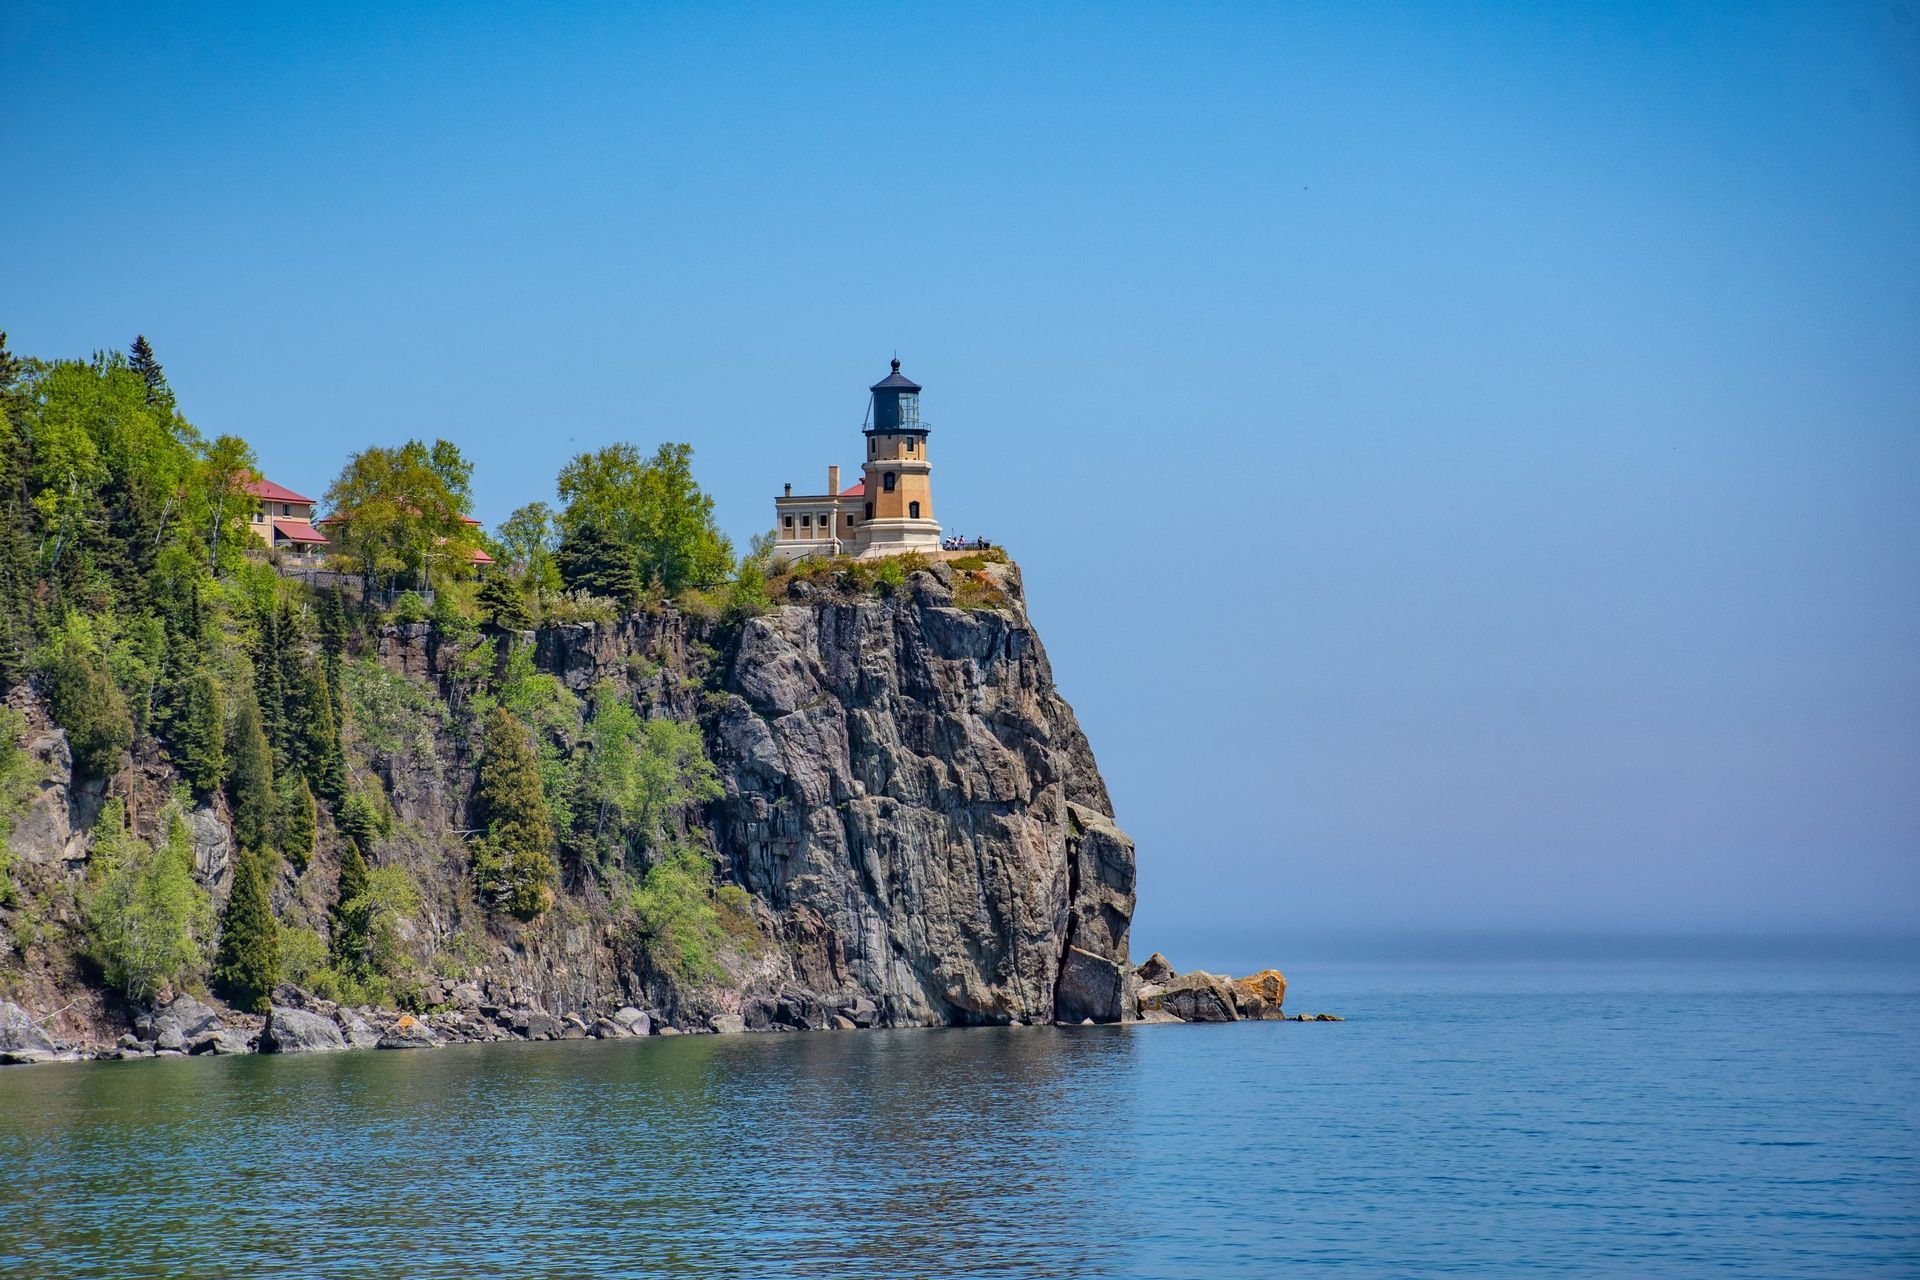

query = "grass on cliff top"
[760,546,1012,611]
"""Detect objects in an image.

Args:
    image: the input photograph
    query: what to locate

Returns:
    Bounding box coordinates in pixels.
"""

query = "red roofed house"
[244,478,330,562]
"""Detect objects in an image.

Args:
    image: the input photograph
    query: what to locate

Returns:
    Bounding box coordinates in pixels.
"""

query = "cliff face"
[1,557,1135,1043]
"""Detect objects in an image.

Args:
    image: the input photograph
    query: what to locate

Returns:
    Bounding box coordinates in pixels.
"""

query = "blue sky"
[5,2,1917,961]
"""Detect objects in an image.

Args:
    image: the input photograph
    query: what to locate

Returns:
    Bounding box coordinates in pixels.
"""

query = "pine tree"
[46,640,134,778]
[472,707,557,916]
[212,846,279,1012]
[478,571,534,630]
[329,837,371,974]
[275,770,316,872]
[172,665,226,792]
[555,521,639,603]
[289,659,346,803]
[226,691,275,851]
[128,334,173,409]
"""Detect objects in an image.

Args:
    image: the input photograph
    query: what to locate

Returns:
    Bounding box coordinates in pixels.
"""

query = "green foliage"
[873,556,907,593]
[556,442,733,594]
[335,788,387,853]
[628,844,756,986]
[128,335,172,410]
[472,707,556,919]
[497,501,562,594]
[581,681,722,871]
[226,689,275,849]
[277,924,328,987]
[44,623,134,778]
[274,770,317,872]
[350,864,421,984]
[212,846,279,1012]
[554,520,640,604]
[82,801,213,999]
[389,591,430,625]
[323,439,477,592]
[948,547,1009,570]
[0,707,40,844]
[952,571,1011,611]
[342,657,442,775]
[329,837,372,974]
[478,571,534,630]
[171,665,226,791]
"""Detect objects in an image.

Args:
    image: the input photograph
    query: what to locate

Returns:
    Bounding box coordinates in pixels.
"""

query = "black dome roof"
[869,358,921,393]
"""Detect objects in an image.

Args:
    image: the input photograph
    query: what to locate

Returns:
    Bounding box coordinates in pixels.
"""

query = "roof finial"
[891,357,901,374]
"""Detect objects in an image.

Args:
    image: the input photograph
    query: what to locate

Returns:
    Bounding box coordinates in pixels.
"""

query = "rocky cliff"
[0,556,1136,1054]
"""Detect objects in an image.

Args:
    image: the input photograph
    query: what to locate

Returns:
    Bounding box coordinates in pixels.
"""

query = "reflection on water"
[2,961,1917,1278]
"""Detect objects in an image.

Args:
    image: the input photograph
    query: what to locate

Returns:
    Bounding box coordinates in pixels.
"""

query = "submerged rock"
[376,1015,440,1050]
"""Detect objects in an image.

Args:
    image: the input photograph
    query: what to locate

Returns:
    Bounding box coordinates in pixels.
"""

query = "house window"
[784,515,793,528]
[883,473,896,493]
[909,501,921,519]
[801,514,811,528]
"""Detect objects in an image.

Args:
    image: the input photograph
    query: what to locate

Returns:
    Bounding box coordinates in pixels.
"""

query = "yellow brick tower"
[856,359,940,556]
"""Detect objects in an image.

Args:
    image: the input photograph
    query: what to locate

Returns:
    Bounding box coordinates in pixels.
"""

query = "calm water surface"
[1,958,1916,1277]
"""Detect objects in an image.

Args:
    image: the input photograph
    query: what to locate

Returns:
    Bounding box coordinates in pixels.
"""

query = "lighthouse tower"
[855,359,941,557]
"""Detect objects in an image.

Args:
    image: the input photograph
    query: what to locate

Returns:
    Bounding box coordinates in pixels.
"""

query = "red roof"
[271,519,328,545]
[245,477,316,505]
[470,547,494,564]
[840,481,865,497]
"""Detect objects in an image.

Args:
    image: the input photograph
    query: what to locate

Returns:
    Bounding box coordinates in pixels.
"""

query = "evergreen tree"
[554,520,639,603]
[290,659,346,803]
[47,638,134,778]
[251,602,288,765]
[172,665,226,792]
[274,770,317,872]
[127,334,172,409]
[226,691,275,851]
[478,571,534,630]
[329,837,371,974]
[473,707,556,919]
[212,845,279,1012]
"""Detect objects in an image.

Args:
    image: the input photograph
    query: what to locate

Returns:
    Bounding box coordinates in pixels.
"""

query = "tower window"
[865,502,874,519]
[899,393,919,425]
[783,516,793,528]
[909,501,921,519]
[801,514,810,527]
[883,473,896,493]
[906,438,915,454]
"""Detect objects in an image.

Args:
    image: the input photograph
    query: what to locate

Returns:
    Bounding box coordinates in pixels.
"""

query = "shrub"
[952,572,1010,611]
[478,572,534,630]
[0,707,40,844]
[874,557,907,594]
[389,591,430,625]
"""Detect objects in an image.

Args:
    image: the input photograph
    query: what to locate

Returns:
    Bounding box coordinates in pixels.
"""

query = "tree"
[194,434,259,569]
[275,770,316,872]
[497,501,561,594]
[554,520,640,603]
[581,681,721,869]
[472,707,556,918]
[212,846,279,1012]
[478,571,534,630]
[556,442,733,593]
[329,837,371,975]
[226,691,275,850]
[128,335,173,410]
[82,802,212,999]
[322,439,477,592]
[173,665,227,792]
[46,631,134,778]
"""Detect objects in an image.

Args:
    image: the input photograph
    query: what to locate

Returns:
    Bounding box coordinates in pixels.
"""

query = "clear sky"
[6,2,1917,962]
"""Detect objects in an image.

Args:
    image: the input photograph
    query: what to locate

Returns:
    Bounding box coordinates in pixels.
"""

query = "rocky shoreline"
[2,951,1343,1066]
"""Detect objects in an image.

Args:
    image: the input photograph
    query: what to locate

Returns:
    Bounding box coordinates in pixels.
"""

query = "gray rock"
[709,1014,747,1035]
[1054,945,1125,1024]
[512,1009,562,1040]
[612,1006,651,1036]
[589,1019,627,1039]
[261,1006,348,1053]
[1135,952,1177,984]
[136,994,224,1046]
[375,1016,440,1050]
[1141,971,1238,1023]
[843,994,880,1028]
[0,1000,57,1063]
[206,1029,253,1055]
[1137,1008,1184,1024]
[336,1010,381,1050]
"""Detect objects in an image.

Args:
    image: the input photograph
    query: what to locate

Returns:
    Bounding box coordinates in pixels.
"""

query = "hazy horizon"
[6,2,1916,964]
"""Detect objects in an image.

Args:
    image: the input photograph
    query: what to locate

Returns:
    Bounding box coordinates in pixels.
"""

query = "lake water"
[2,957,1916,1277]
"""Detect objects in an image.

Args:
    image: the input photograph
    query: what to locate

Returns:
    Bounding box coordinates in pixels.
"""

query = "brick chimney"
[828,465,840,496]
